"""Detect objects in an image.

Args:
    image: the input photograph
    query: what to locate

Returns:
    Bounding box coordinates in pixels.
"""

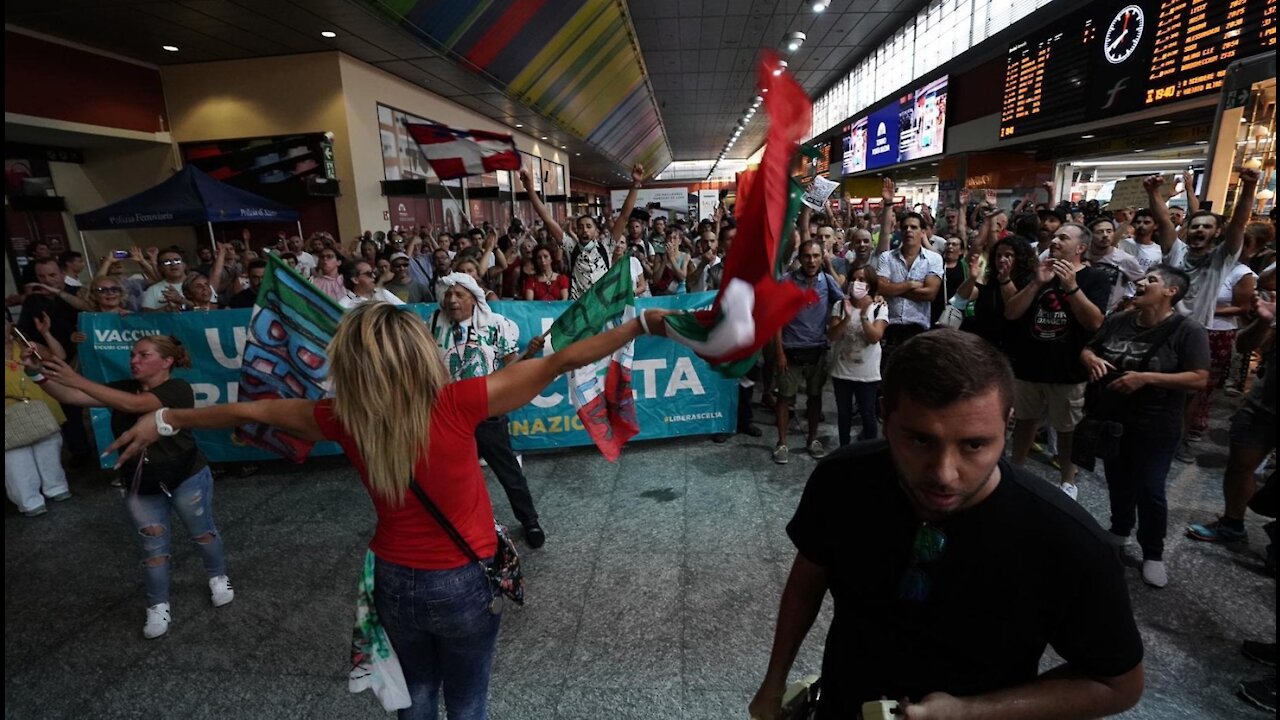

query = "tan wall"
[160,53,360,238]
[51,144,194,270]
[336,54,571,234]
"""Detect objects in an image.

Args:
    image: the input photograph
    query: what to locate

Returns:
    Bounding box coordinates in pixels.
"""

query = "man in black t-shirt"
[749,330,1143,720]
[1003,222,1109,499]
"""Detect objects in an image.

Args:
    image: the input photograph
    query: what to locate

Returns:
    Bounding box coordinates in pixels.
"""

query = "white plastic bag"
[348,550,411,711]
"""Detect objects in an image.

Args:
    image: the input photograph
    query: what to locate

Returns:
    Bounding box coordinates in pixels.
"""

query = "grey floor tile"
[555,687,683,720]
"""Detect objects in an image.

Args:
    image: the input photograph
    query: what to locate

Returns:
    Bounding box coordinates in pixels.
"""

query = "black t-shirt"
[108,378,207,494]
[17,285,81,361]
[787,442,1142,716]
[931,263,967,325]
[227,288,257,309]
[1006,268,1110,383]
[1088,311,1210,438]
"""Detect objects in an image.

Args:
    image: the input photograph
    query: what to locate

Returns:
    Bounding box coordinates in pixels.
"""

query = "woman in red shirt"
[521,247,569,301]
[105,302,672,720]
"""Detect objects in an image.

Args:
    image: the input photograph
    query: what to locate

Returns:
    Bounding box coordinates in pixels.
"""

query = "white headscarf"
[438,272,493,325]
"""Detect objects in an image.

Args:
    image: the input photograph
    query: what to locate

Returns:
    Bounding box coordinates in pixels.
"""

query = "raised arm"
[485,308,670,417]
[1142,175,1179,256]
[1181,171,1201,215]
[209,242,231,293]
[1224,168,1261,258]
[609,164,645,242]
[1005,261,1054,320]
[520,168,566,243]
[877,177,896,254]
[36,356,165,413]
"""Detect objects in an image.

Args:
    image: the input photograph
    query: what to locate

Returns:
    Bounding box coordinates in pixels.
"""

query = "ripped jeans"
[123,466,227,606]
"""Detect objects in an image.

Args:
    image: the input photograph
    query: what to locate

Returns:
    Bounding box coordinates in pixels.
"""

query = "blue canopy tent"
[73,165,301,270]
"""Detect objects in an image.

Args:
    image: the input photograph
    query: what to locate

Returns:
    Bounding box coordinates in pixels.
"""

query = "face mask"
[851,281,868,300]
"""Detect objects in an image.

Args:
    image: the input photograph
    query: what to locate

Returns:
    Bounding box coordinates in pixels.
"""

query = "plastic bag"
[348,550,411,711]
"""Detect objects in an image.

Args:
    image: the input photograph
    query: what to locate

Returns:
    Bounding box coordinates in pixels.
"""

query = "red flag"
[665,51,816,366]
[404,122,521,180]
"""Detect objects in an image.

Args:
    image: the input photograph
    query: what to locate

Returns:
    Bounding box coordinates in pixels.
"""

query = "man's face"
[901,217,923,247]
[1132,271,1174,308]
[628,218,644,240]
[943,237,964,260]
[816,226,837,252]
[1186,215,1220,251]
[198,247,214,264]
[433,250,452,274]
[1132,215,1155,238]
[576,217,598,240]
[66,256,85,275]
[944,209,958,225]
[442,285,476,322]
[799,243,823,277]
[884,389,1009,521]
[158,253,186,281]
[1090,222,1115,254]
[700,233,718,256]
[35,262,64,288]
[307,236,324,253]
[392,257,410,283]
[851,231,873,260]
[353,262,376,292]
[1170,207,1185,226]
[1049,226,1083,262]
[31,244,51,260]
[287,236,302,251]
[1039,215,1061,241]
[458,236,474,252]
[654,218,666,234]
[248,267,266,291]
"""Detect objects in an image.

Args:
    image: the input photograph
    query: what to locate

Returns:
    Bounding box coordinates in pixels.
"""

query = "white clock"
[1104,4,1145,65]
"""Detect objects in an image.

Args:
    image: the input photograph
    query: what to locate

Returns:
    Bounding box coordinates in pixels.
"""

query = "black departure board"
[1000,0,1276,139]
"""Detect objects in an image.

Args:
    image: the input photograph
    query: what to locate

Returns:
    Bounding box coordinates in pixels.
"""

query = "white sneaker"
[1059,482,1079,501]
[1141,560,1168,588]
[209,575,235,607]
[144,603,170,639]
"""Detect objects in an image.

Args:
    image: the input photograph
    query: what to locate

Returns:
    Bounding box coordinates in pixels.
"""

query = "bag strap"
[408,478,484,566]
[1136,314,1185,371]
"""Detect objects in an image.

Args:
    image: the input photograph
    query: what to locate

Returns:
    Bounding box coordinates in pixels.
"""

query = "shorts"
[1013,380,1085,433]
[777,352,829,399]
[1229,402,1277,451]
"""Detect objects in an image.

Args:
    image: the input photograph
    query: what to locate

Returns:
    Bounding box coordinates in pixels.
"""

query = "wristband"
[28,373,48,384]
[636,311,652,335]
[1063,285,1081,296]
[154,408,179,437]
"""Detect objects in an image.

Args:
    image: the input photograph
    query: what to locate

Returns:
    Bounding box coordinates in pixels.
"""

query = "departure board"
[1000,0,1276,140]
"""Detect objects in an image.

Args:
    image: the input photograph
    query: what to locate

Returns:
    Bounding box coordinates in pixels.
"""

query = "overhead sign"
[841,75,949,173]
[609,187,690,213]
[1000,0,1276,140]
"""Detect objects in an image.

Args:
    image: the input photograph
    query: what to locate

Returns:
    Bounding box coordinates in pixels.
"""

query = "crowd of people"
[5,162,1276,719]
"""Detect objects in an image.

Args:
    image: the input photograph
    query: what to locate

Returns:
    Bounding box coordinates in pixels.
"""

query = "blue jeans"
[123,465,226,605]
[374,557,502,720]
[1104,431,1179,561]
[832,378,880,446]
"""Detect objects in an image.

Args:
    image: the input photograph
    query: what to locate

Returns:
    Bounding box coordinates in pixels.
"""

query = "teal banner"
[77,293,737,466]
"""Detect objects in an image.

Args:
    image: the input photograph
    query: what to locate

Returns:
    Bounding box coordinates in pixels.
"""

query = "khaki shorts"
[777,351,829,399]
[1013,380,1086,433]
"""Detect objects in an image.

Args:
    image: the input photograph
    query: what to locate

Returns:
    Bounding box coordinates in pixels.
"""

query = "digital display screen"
[866,104,900,170]
[899,76,948,162]
[1000,0,1277,140]
[842,116,868,174]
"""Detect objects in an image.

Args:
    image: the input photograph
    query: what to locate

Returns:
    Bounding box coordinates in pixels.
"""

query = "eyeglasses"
[93,286,123,294]
[160,259,184,267]
[392,263,410,270]
[898,524,947,604]
[357,270,377,278]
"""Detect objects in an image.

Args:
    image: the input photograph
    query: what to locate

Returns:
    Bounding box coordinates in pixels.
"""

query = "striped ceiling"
[377,0,673,176]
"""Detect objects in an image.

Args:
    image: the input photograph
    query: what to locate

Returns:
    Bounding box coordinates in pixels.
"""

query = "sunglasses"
[93,286,123,294]
[392,262,410,270]
[357,270,377,278]
[898,524,947,604]
[160,258,185,267]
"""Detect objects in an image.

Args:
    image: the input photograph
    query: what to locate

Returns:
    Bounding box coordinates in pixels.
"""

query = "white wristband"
[154,408,178,437]
[636,311,652,335]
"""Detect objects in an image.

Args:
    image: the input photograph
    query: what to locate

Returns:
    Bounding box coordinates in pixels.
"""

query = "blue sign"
[865,103,900,170]
[77,293,738,466]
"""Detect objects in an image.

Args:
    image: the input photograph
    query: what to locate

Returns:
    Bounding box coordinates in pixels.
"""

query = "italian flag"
[663,51,817,376]
[547,260,638,462]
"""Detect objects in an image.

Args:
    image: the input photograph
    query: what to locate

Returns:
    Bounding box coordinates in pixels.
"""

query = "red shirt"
[523,273,569,301]
[313,378,497,569]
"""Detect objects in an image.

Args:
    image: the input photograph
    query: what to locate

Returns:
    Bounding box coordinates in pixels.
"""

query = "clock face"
[1104,5,1145,64]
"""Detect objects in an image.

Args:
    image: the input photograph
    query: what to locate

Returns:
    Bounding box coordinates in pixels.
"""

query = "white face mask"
[851,281,868,300]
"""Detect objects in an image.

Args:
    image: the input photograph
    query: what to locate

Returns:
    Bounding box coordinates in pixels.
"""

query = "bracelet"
[636,311,652,335]
[1063,285,1081,296]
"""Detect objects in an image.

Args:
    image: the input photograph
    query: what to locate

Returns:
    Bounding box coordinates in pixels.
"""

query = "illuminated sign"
[842,75,949,173]
[999,0,1276,140]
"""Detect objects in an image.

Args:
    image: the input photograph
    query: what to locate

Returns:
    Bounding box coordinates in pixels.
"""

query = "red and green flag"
[664,51,817,375]
[547,260,638,461]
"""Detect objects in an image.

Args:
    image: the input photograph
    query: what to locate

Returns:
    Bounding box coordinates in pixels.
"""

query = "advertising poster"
[865,104,900,170]
[899,76,948,162]
[841,116,868,174]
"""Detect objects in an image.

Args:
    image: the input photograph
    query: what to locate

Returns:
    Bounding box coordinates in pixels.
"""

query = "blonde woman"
[5,316,71,517]
[105,302,674,719]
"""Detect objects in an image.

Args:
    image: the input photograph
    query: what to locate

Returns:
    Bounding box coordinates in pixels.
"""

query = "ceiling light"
[786,31,807,52]
[515,123,523,128]
[1195,140,1208,145]
[1153,120,1171,125]
[320,31,337,38]
[813,1,829,12]
[1133,149,1145,152]
[541,136,548,140]
[772,60,789,76]
[1080,134,1095,139]
[575,152,581,156]
[162,45,179,52]
[762,88,769,93]
[560,145,567,149]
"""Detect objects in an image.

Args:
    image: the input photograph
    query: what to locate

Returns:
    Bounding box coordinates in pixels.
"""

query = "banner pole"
[79,231,95,275]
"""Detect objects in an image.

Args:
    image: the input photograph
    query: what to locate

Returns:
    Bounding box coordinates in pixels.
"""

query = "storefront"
[1204,54,1277,216]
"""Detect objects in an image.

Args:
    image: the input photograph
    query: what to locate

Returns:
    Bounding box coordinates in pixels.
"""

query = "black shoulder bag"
[1072,315,1185,471]
[408,479,525,607]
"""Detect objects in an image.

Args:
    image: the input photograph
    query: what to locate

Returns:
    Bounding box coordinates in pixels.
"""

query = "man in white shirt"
[337,260,404,309]
[874,211,944,370]
[285,235,316,278]
[142,249,220,310]
[1118,208,1164,274]
[1086,217,1144,313]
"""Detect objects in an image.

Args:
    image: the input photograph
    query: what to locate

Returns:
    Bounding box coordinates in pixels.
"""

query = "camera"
[112,250,131,259]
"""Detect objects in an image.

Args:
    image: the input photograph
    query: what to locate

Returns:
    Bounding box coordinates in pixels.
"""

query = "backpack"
[570,237,609,272]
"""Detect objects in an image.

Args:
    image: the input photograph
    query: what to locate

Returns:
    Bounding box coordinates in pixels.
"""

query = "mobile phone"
[11,328,42,361]
[112,250,131,259]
